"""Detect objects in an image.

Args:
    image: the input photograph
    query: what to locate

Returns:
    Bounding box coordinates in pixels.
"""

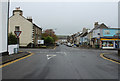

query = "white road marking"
[64,52,67,55]
[46,54,56,60]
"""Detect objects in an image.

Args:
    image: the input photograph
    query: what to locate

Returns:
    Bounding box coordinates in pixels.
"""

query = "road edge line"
[100,53,120,64]
[0,52,34,68]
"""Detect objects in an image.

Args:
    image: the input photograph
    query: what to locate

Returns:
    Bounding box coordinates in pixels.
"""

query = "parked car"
[56,43,60,46]
[67,43,72,47]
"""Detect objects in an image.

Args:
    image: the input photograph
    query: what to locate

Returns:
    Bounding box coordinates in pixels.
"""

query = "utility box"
[14,48,18,54]
[8,44,19,55]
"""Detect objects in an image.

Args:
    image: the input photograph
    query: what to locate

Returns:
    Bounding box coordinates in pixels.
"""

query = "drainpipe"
[7,0,10,55]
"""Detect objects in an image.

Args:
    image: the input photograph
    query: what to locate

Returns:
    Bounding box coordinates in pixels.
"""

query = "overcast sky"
[10,1,118,35]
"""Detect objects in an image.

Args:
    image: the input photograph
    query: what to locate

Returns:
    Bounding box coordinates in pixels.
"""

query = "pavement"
[102,52,120,63]
[0,52,30,65]
[1,45,119,81]
[105,53,119,61]
[78,46,120,63]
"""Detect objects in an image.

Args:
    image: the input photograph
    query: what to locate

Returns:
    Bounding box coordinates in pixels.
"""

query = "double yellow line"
[100,53,120,64]
[0,52,34,68]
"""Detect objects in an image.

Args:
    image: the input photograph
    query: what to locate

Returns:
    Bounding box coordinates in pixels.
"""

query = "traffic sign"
[38,40,44,44]
[14,31,22,38]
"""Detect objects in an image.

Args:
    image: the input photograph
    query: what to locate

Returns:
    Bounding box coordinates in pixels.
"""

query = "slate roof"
[89,23,108,33]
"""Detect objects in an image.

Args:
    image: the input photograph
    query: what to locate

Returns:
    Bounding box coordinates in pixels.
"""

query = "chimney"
[27,16,33,22]
[94,22,99,28]
[13,7,23,16]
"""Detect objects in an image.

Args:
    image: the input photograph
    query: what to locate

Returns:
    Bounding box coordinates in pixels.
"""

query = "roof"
[80,32,88,37]
[89,23,108,33]
[33,23,42,30]
[9,14,42,30]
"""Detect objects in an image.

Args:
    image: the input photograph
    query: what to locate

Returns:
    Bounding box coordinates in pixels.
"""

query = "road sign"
[38,40,44,44]
[14,31,22,38]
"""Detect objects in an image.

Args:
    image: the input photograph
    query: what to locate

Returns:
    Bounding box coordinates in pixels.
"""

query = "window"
[102,41,107,47]
[104,30,110,35]
[116,30,120,34]
[15,26,20,31]
[98,33,100,35]
[102,41,113,47]
[107,41,113,47]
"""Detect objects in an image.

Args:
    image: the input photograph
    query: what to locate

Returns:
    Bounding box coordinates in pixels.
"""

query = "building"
[67,28,88,47]
[87,31,92,46]
[100,28,120,49]
[57,35,67,44]
[118,1,120,55]
[9,8,42,47]
[79,28,88,45]
[90,22,108,48]
[0,1,9,56]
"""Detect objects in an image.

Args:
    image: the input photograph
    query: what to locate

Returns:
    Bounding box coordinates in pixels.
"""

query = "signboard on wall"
[38,40,44,44]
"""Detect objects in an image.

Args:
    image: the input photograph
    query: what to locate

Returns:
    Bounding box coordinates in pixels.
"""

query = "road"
[2,45,119,80]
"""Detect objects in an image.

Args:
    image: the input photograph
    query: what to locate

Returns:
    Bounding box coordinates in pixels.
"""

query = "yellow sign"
[101,38,120,41]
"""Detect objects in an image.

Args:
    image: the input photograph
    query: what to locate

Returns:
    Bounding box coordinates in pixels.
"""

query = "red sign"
[14,31,22,38]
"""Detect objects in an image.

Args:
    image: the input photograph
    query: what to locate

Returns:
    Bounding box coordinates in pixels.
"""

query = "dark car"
[56,43,60,46]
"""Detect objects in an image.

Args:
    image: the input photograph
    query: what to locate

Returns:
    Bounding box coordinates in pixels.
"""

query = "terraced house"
[9,7,42,47]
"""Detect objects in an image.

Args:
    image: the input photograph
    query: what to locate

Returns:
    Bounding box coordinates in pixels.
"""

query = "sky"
[9,0,119,35]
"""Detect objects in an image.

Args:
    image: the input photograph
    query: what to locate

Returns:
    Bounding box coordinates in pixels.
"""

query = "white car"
[67,43,72,47]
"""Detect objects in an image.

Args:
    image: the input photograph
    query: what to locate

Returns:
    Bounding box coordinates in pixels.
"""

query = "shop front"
[100,38,120,49]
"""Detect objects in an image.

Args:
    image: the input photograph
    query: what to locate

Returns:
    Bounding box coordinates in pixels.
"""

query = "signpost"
[14,31,22,54]
[14,31,22,45]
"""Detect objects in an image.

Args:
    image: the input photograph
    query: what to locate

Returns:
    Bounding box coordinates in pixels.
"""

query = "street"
[2,45,118,79]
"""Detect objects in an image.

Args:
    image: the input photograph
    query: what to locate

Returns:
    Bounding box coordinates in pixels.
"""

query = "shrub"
[44,36,54,46]
[8,32,17,45]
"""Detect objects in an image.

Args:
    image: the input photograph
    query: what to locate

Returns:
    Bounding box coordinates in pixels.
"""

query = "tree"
[8,32,17,45]
[42,29,58,42]
[44,36,54,45]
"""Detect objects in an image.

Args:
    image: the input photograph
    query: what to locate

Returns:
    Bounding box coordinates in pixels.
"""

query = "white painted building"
[9,8,42,47]
[0,0,9,56]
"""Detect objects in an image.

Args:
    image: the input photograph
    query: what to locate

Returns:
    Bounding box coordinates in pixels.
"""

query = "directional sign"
[14,31,22,38]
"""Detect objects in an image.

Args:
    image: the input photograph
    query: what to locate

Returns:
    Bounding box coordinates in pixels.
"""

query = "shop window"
[102,41,113,47]
[107,41,113,47]
[102,41,107,47]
